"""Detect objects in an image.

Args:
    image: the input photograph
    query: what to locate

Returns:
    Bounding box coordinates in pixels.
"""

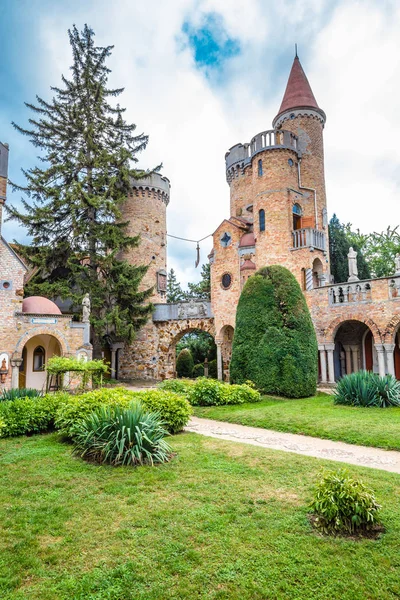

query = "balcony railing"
[292,228,326,252]
[389,277,400,299]
[329,282,372,305]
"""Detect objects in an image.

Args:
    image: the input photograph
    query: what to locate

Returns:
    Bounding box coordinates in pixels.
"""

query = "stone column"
[110,350,116,380]
[10,359,22,389]
[325,343,335,384]
[350,345,359,373]
[384,344,396,377]
[216,341,223,381]
[343,345,352,374]
[318,345,327,383]
[375,344,386,377]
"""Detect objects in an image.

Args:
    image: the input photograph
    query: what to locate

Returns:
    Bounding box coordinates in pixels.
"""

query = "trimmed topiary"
[230,265,318,398]
[192,363,205,378]
[176,348,194,378]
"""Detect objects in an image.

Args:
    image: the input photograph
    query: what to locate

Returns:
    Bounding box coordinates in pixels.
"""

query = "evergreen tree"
[185,263,210,299]
[230,265,318,398]
[329,215,370,283]
[166,268,185,302]
[7,25,155,356]
[176,348,194,378]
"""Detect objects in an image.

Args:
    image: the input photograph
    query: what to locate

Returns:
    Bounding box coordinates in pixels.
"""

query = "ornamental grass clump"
[0,388,42,401]
[71,402,172,466]
[310,469,382,536]
[334,371,400,407]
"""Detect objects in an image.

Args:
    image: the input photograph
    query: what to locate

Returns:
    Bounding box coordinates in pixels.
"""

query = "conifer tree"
[186,263,211,299]
[7,25,156,356]
[329,215,370,283]
[166,268,185,303]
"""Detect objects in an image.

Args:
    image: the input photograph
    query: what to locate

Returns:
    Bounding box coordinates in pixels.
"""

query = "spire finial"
[295,43,298,58]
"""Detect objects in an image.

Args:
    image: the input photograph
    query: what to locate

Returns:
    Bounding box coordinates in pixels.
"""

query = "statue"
[347,247,359,282]
[395,253,400,276]
[177,303,185,319]
[82,293,91,323]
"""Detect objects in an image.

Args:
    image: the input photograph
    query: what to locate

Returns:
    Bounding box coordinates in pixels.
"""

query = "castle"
[1,55,400,390]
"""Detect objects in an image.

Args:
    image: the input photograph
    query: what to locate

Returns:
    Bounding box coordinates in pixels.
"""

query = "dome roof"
[22,296,62,315]
[240,259,256,271]
[239,232,255,248]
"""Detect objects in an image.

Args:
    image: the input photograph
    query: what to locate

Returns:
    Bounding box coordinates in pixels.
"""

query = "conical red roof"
[276,56,320,117]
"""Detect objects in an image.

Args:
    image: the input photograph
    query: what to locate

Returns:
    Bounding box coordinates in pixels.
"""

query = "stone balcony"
[225,129,299,181]
[292,228,326,252]
[326,275,400,306]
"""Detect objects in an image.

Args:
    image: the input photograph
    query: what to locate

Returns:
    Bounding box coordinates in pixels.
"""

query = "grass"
[192,393,400,450]
[1,433,400,599]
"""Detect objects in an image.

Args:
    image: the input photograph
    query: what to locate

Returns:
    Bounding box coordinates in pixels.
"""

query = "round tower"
[122,173,170,303]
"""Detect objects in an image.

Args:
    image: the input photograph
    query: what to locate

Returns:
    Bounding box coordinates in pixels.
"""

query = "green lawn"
[1,433,400,599]
[192,393,400,450]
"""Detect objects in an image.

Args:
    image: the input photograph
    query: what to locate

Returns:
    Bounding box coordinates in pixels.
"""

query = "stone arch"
[155,318,216,379]
[217,324,235,381]
[312,257,324,288]
[12,327,71,360]
[383,315,400,343]
[324,315,382,345]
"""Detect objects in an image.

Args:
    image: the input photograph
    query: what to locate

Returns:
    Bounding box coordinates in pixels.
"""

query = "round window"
[221,273,232,289]
[2,281,10,289]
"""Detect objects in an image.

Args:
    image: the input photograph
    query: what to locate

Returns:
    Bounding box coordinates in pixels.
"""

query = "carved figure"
[177,303,185,319]
[198,303,206,317]
[187,299,198,317]
[347,247,359,282]
[82,293,91,322]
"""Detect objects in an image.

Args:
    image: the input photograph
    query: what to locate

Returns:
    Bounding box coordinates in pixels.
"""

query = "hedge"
[159,377,261,406]
[0,393,69,438]
[176,348,194,378]
[230,265,318,398]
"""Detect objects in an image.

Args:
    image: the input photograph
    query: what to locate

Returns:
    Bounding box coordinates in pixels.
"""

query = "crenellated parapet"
[225,129,299,183]
[130,173,170,206]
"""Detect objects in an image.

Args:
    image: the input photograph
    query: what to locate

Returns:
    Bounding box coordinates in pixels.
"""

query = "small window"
[288,158,294,167]
[259,209,265,232]
[290,113,295,120]
[258,159,263,177]
[293,203,302,230]
[33,346,45,372]
[221,273,232,289]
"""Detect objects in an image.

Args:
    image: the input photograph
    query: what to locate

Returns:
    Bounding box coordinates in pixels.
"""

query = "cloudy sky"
[1,0,399,288]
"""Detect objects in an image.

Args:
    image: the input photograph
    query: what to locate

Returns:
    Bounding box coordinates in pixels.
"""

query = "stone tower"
[122,172,170,303]
[0,142,9,236]
[210,55,330,371]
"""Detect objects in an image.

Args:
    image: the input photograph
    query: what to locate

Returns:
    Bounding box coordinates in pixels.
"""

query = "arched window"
[33,346,45,372]
[292,203,302,230]
[258,159,263,177]
[259,209,265,232]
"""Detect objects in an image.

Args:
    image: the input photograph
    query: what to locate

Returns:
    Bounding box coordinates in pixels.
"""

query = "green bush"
[71,403,172,466]
[207,359,217,379]
[230,265,318,398]
[192,363,205,378]
[334,371,400,407]
[1,388,42,402]
[176,348,194,378]
[158,379,195,395]
[187,378,261,407]
[0,392,69,438]
[55,387,190,437]
[310,469,382,535]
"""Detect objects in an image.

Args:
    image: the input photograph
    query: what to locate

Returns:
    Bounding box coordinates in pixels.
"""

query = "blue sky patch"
[181,12,240,76]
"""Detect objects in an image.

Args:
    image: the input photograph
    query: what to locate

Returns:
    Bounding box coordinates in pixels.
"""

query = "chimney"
[0,142,9,238]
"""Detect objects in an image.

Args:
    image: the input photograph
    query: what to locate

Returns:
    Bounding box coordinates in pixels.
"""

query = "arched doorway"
[175,329,217,378]
[19,334,62,391]
[333,320,377,380]
[312,257,323,288]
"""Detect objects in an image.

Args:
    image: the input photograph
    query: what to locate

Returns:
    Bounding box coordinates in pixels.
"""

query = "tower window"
[290,113,295,119]
[259,209,265,232]
[33,346,45,372]
[288,158,294,167]
[221,273,232,289]
[293,203,302,230]
[258,159,263,177]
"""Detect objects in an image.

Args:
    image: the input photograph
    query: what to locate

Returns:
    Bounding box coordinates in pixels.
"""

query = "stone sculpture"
[82,293,91,323]
[347,247,359,282]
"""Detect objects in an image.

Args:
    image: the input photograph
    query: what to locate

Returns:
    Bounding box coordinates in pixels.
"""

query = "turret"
[122,172,170,303]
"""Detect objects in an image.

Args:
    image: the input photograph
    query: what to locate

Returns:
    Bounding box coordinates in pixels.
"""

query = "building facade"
[1,55,400,388]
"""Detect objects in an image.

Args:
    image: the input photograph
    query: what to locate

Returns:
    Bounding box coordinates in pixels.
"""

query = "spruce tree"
[7,25,155,356]
[166,268,185,302]
[186,263,211,299]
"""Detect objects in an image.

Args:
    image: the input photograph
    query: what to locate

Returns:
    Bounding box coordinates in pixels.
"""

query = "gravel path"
[186,416,400,474]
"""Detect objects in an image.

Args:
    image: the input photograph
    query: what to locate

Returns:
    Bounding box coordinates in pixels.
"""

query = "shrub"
[0,392,69,438]
[192,363,205,378]
[230,265,318,398]
[71,403,172,466]
[55,387,190,437]
[334,371,400,408]
[310,469,382,535]
[158,379,195,395]
[207,359,217,379]
[1,388,42,402]
[187,378,261,406]
[176,348,194,378]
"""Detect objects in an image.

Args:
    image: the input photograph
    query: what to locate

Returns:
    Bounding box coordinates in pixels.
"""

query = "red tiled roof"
[240,259,256,271]
[277,57,319,116]
[239,232,255,247]
[22,296,62,315]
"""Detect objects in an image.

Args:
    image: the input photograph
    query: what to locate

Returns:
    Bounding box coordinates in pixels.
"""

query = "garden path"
[186,417,400,474]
